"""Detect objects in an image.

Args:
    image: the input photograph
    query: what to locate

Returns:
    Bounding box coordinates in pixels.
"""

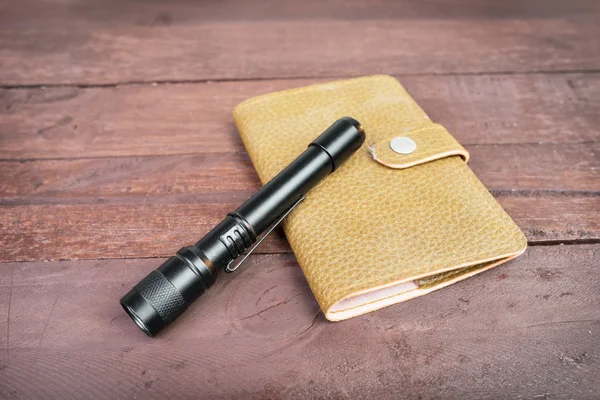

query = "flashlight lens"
[121,302,152,337]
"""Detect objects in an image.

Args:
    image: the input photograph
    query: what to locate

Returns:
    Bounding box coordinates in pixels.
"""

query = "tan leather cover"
[233,75,527,321]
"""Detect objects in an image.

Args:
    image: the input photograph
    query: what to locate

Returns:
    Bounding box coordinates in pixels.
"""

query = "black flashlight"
[120,117,365,336]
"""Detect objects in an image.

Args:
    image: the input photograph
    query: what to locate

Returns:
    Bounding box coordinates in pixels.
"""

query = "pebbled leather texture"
[233,75,527,321]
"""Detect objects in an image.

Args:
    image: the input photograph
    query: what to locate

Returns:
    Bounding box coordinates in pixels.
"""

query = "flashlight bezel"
[121,302,153,337]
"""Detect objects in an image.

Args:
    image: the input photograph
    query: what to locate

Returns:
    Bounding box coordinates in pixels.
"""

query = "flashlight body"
[120,117,365,336]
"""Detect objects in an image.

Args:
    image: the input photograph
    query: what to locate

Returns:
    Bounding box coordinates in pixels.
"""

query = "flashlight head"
[120,248,216,336]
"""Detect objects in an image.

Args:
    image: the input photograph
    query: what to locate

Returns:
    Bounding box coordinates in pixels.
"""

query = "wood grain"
[1,142,597,260]
[1,0,599,397]
[1,195,598,262]
[2,0,599,27]
[0,245,598,399]
[1,17,599,85]
[1,75,598,261]
[1,74,598,160]
[497,196,599,243]
[2,143,598,204]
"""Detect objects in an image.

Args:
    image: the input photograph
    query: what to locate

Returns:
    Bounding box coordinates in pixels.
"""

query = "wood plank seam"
[3,69,600,90]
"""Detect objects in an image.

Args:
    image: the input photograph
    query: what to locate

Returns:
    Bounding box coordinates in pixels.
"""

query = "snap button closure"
[389,137,417,155]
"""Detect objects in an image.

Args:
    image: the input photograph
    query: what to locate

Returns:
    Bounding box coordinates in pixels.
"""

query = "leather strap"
[368,123,469,169]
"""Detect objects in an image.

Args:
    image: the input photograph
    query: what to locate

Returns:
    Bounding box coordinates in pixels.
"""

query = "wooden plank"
[1,142,598,205]
[0,245,598,399]
[1,74,598,160]
[497,196,599,243]
[1,194,598,262]
[2,0,599,27]
[1,17,599,85]
[0,203,288,262]
[0,153,261,205]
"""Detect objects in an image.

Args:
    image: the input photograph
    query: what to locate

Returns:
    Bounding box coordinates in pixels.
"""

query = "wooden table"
[1,1,599,398]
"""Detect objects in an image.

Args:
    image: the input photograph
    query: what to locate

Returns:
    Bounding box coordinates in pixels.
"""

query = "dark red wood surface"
[0,246,598,399]
[0,0,598,398]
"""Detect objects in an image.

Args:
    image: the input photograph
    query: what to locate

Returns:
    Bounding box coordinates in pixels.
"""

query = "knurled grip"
[134,270,187,323]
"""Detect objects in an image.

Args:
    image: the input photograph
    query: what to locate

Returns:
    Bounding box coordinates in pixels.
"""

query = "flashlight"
[120,117,365,336]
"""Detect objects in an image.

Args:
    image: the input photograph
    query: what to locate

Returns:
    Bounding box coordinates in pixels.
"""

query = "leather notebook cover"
[233,75,527,321]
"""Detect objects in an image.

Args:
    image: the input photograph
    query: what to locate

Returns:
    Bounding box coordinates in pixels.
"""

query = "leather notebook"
[233,75,527,321]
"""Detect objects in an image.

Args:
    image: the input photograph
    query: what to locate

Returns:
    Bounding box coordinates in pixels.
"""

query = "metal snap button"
[390,137,417,155]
